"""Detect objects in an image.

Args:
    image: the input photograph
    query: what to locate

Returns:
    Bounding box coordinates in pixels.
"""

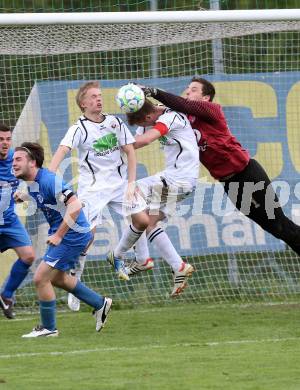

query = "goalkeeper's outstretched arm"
[148,87,221,122]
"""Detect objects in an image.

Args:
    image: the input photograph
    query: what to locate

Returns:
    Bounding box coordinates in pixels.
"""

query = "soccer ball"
[115,84,145,113]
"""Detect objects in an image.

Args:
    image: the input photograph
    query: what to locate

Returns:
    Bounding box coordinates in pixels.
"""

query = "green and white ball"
[116,84,145,113]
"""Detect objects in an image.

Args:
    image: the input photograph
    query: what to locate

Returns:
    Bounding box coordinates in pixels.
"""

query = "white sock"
[134,232,150,264]
[114,224,144,258]
[147,227,182,271]
[70,254,87,280]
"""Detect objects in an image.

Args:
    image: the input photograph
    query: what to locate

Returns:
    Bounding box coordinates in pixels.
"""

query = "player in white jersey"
[49,81,149,311]
[126,99,200,296]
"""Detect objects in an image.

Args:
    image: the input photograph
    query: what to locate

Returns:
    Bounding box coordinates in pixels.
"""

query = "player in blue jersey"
[13,142,112,337]
[0,124,35,319]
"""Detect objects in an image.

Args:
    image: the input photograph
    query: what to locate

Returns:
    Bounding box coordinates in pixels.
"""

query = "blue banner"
[33,73,300,257]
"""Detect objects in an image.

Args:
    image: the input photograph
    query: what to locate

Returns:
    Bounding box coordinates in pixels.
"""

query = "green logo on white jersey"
[93,133,118,152]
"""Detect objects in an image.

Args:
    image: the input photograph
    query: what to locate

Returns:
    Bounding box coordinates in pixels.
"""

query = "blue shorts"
[0,218,32,253]
[43,232,92,272]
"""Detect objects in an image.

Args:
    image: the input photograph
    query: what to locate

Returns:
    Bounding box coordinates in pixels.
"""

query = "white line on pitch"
[0,317,35,322]
[205,337,299,346]
[1,337,299,359]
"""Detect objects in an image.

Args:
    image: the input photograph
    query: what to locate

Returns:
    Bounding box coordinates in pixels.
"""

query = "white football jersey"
[136,109,200,184]
[60,115,135,191]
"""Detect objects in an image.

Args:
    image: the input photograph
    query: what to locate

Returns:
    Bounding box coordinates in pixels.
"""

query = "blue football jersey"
[0,149,19,225]
[28,168,90,243]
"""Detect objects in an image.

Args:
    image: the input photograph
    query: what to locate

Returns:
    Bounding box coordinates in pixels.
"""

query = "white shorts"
[78,181,147,229]
[137,174,195,218]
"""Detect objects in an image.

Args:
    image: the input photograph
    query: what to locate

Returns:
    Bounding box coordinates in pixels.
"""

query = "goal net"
[1,9,300,309]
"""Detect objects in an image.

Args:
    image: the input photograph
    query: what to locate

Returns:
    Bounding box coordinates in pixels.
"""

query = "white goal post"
[1,9,300,309]
[0,10,300,55]
[0,9,300,24]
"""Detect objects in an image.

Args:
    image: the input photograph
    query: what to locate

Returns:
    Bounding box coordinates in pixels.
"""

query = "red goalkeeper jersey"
[155,89,250,180]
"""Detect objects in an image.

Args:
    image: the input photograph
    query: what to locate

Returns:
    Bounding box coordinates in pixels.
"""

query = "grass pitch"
[1,303,300,390]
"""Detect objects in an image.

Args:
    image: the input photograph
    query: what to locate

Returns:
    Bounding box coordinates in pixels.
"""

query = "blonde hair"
[76,81,100,112]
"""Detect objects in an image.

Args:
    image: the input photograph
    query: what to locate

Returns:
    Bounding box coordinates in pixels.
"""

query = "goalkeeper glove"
[134,83,158,98]
[142,86,158,98]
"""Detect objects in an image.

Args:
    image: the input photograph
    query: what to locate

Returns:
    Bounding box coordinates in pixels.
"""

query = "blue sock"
[40,300,56,331]
[72,281,104,310]
[2,259,31,299]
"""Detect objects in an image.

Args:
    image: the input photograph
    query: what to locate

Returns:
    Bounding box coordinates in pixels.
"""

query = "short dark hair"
[15,142,44,168]
[0,123,11,132]
[190,77,215,101]
[126,99,156,126]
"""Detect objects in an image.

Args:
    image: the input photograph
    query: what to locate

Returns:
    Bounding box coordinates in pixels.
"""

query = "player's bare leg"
[1,245,35,319]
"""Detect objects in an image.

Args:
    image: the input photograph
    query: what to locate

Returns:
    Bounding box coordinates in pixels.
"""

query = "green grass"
[1,303,300,389]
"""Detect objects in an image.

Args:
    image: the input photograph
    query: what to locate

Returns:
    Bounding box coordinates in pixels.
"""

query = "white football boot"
[171,262,195,297]
[22,325,59,338]
[94,297,113,332]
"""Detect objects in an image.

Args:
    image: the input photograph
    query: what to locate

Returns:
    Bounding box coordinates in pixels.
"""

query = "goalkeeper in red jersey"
[142,77,300,255]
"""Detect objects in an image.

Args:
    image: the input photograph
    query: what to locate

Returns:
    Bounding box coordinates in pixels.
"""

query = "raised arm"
[48,145,71,172]
[153,89,222,122]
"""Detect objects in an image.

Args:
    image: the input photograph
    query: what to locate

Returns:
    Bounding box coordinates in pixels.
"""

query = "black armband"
[60,189,74,204]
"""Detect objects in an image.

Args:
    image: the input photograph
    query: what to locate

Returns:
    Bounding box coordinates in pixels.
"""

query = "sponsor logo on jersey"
[92,133,118,153]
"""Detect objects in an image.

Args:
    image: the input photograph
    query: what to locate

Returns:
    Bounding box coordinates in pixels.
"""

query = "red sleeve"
[153,122,169,136]
[155,89,223,123]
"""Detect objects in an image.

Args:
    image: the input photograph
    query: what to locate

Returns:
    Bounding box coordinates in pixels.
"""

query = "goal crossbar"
[0,9,300,26]
[0,10,300,55]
